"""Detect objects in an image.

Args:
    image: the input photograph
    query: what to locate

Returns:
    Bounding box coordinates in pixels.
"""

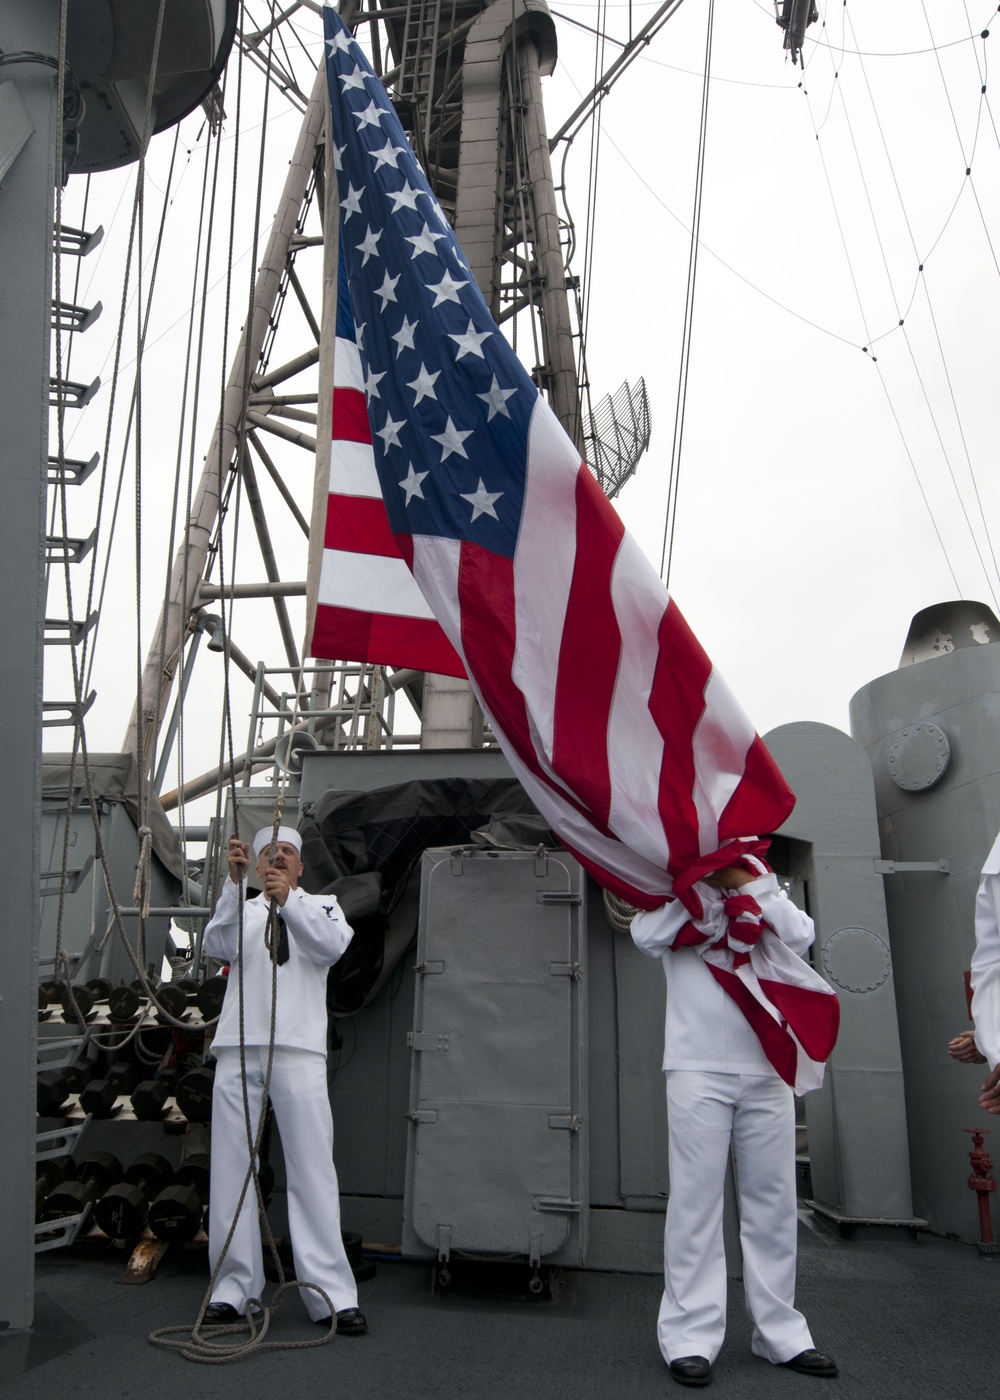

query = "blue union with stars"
[324,6,539,560]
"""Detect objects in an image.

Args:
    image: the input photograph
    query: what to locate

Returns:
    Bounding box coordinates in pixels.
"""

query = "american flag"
[309,6,796,908]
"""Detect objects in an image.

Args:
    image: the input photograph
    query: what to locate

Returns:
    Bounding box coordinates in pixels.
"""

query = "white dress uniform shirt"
[972,831,1000,1068]
[203,876,353,1051]
[631,871,816,1074]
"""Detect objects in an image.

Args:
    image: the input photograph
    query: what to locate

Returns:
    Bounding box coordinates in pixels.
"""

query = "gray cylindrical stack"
[850,600,1000,1239]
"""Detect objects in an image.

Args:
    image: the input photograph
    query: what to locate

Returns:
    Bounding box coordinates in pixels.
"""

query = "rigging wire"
[796,35,977,598]
[806,1,1000,604]
[839,1,1000,602]
[920,0,1000,280]
[660,0,715,585]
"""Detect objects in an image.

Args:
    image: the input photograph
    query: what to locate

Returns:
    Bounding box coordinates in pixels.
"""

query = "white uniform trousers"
[208,1045,358,1320]
[658,1070,814,1366]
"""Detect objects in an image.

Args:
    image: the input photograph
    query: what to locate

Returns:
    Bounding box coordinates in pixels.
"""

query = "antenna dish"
[585,377,652,501]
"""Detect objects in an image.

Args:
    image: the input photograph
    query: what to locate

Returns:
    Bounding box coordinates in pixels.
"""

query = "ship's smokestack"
[898,601,1000,668]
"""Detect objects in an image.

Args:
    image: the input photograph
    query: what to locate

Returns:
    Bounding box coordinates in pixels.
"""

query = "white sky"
[44,0,1000,817]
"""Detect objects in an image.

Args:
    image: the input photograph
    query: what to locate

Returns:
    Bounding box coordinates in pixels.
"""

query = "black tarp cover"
[298,777,557,1014]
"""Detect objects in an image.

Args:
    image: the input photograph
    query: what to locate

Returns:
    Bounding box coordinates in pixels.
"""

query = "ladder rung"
[45,530,96,564]
[47,452,100,486]
[54,223,104,258]
[42,692,97,728]
[51,300,103,333]
[49,376,100,409]
[44,612,99,645]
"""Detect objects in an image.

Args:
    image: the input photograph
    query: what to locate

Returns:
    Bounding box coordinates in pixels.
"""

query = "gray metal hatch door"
[406,847,586,1262]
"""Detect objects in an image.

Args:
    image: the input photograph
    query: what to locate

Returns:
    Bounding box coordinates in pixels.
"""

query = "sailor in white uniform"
[630,858,837,1387]
[201,826,367,1334]
[949,831,1000,1113]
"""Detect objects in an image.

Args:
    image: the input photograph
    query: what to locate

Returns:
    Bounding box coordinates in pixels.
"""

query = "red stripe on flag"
[325,495,399,556]
[718,735,796,843]
[551,467,623,828]
[332,386,372,443]
[311,603,465,677]
[758,978,840,1062]
[456,540,618,842]
[707,964,798,1086]
[648,600,713,877]
[393,531,415,569]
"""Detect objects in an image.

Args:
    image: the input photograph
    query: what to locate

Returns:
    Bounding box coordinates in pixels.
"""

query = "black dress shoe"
[783,1350,838,1378]
[203,1302,249,1324]
[334,1307,368,1336]
[669,1356,712,1387]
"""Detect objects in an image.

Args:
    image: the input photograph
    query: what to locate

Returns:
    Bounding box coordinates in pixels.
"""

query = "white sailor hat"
[252,826,303,859]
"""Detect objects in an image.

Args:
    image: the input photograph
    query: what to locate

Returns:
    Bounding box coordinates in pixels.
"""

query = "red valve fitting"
[964,1128,997,1246]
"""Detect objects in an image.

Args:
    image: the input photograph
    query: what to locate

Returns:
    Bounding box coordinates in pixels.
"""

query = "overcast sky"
[46,0,1000,808]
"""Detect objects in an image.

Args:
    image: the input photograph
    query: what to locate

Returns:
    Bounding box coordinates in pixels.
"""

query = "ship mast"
[123,0,590,781]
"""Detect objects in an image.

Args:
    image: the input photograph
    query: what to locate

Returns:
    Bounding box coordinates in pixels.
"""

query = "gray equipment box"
[402,846,588,1267]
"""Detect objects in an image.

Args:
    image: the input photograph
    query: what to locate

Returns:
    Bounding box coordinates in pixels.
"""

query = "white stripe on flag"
[607,534,672,871]
[511,397,580,760]
[327,441,383,497]
[333,336,365,391]
[692,669,758,850]
[319,548,438,618]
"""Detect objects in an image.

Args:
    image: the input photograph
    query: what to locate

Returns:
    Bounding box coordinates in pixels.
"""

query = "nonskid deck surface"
[3,1221,997,1399]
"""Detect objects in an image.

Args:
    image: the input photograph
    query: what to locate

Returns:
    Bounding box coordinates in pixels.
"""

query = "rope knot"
[133,824,154,919]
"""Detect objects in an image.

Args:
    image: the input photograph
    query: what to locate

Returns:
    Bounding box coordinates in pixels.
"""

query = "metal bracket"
[534,846,549,877]
[537,891,583,906]
[450,849,464,875]
[436,1224,452,1262]
[407,1031,450,1053]
[404,1109,438,1124]
[548,1113,582,1131]
[874,859,950,874]
[549,962,582,981]
[534,1196,583,1213]
[528,1227,544,1268]
[414,960,446,976]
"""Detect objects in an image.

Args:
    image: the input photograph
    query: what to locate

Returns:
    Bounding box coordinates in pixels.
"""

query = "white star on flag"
[363,366,386,400]
[427,269,468,307]
[391,315,418,358]
[386,180,422,214]
[376,413,405,451]
[339,65,367,91]
[340,183,364,221]
[449,320,492,360]
[354,99,386,130]
[477,375,517,420]
[356,225,382,265]
[374,270,400,310]
[404,222,447,259]
[371,139,405,171]
[399,464,429,504]
[460,479,503,522]
[325,28,352,56]
[431,416,473,461]
[406,363,440,405]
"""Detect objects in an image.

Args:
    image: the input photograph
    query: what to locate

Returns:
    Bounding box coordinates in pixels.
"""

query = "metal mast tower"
[124,0,589,784]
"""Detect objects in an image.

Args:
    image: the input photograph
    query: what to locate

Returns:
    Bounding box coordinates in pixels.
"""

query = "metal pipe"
[197,580,307,600]
[516,35,582,452]
[153,626,203,793]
